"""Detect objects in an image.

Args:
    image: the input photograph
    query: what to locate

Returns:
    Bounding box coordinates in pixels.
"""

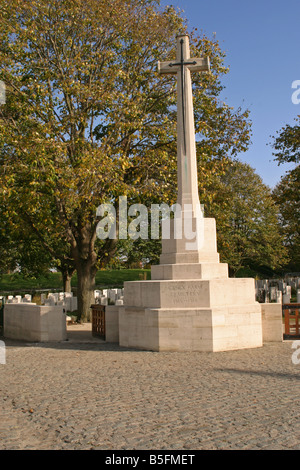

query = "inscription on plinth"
[160,281,209,308]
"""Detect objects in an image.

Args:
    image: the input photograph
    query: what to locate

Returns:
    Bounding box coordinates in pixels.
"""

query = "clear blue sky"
[160,0,300,188]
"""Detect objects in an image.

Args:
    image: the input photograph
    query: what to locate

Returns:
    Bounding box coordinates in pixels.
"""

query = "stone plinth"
[4,303,67,342]
[151,262,228,281]
[119,219,263,353]
[119,295,262,353]
[119,305,262,352]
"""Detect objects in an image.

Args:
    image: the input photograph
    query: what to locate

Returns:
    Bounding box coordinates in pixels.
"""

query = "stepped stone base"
[151,263,228,280]
[119,277,263,352]
[119,303,262,352]
[119,217,263,352]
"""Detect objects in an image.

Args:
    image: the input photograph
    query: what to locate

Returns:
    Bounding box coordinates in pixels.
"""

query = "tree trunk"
[62,272,72,293]
[76,259,96,323]
[58,265,75,293]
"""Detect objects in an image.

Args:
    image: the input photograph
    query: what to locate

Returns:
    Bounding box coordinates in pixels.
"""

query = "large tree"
[272,167,300,272]
[0,0,252,320]
[271,115,300,272]
[200,160,288,277]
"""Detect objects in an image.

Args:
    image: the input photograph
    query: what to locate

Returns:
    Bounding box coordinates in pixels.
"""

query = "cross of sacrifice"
[158,34,210,210]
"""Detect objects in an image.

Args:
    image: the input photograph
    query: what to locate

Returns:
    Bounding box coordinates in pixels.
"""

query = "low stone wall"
[4,303,67,342]
[261,303,283,342]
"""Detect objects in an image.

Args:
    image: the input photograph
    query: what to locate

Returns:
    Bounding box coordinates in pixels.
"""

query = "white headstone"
[94,290,101,300]
[45,297,55,306]
[276,291,282,304]
[48,293,57,304]
[70,297,77,312]
[270,287,277,301]
[109,291,116,303]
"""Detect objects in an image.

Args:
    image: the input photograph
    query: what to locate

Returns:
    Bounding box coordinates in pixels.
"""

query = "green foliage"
[200,160,288,276]
[0,269,150,292]
[0,271,62,291]
[273,166,300,272]
[271,115,300,273]
[271,115,300,165]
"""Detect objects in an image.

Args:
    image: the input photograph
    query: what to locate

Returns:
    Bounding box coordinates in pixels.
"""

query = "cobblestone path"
[0,334,299,450]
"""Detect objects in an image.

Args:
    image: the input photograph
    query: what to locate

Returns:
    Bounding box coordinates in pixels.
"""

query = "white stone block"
[105,306,119,343]
[4,304,67,342]
[151,262,228,280]
[261,303,283,342]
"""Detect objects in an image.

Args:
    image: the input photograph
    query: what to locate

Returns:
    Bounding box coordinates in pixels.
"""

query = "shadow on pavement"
[215,367,300,380]
[0,323,139,352]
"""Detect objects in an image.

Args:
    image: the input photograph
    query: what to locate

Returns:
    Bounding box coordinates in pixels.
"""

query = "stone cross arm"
[158,56,210,75]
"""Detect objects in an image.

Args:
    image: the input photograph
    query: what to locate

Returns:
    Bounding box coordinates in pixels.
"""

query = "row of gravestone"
[45,288,125,308]
[44,292,77,311]
[94,288,124,306]
[1,292,78,312]
[0,288,125,311]
[1,294,34,304]
[255,278,300,304]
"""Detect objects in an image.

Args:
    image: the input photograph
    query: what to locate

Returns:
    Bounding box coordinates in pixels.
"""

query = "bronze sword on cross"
[158,35,210,157]
[169,38,198,155]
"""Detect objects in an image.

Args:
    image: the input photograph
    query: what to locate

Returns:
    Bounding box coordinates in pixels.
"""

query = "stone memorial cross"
[158,34,210,212]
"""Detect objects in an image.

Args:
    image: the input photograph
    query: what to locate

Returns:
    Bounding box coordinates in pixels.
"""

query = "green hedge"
[0,269,151,293]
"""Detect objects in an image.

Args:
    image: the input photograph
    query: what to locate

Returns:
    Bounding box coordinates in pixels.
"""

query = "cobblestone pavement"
[0,326,299,450]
